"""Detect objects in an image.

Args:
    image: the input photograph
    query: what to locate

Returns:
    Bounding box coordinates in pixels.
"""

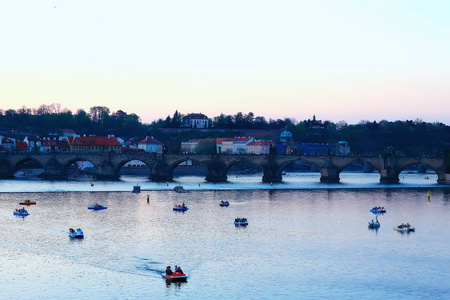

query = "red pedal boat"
[162,271,187,282]
[19,200,36,205]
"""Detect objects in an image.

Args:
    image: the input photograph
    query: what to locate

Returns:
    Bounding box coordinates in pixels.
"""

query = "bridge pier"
[149,160,173,182]
[319,161,340,183]
[0,161,12,178]
[38,157,67,180]
[437,173,449,184]
[262,160,282,183]
[95,160,119,180]
[379,167,399,183]
[205,159,227,182]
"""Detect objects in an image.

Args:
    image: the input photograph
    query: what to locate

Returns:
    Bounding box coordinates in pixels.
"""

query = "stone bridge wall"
[0,153,447,184]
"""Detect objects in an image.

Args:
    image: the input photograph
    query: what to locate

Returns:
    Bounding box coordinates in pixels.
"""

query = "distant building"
[137,136,163,153]
[305,115,330,130]
[15,141,29,153]
[60,129,77,140]
[69,136,122,153]
[183,113,210,129]
[180,140,200,154]
[337,141,350,155]
[182,137,259,154]
[40,138,58,153]
[247,141,276,155]
[23,136,42,150]
[0,136,16,151]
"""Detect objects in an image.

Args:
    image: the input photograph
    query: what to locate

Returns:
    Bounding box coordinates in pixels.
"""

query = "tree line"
[1,104,449,156]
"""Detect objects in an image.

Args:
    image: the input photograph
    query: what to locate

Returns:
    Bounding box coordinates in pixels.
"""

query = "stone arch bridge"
[0,152,448,184]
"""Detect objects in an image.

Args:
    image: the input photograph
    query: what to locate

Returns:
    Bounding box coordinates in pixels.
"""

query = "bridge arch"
[63,157,99,179]
[114,158,153,179]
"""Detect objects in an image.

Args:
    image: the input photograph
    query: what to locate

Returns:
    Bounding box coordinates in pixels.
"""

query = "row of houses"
[1,133,350,156]
[0,134,164,154]
[181,138,351,156]
[181,137,276,155]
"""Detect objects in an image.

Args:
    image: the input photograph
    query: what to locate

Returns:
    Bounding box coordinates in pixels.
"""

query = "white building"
[337,141,350,155]
[220,137,255,154]
[183,113,210,129]
[137,136,163,153]
[180,140,199,154]
[247,141,276,155]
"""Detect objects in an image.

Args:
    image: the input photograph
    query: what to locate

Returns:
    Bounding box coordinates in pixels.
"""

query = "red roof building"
[15,141,29,152]
[69,136,122,153]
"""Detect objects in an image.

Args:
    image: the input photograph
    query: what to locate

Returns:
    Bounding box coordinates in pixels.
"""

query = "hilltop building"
[183,113,211,129]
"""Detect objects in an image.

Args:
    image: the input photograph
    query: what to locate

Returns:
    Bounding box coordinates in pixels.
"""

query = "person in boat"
[166,266,173,275]
[177,266,183,274]
[182,203,185,208]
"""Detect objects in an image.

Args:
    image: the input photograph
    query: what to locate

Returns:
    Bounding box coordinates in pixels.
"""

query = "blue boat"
[220,201,229,207]
[13,208,29,217]
[88,203,107,210]
[370,207,386,213]
[69,228,84,238]
[368,219,380,228]
[173,206,188,212]
[234,218,248,226]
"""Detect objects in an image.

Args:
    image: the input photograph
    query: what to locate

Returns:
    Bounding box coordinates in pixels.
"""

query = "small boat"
[69,228,84,238]
[132,184,141,193]
[219,201,229,207]
[173,204,188,211]
[394,224,415,232]
[19,200,36,205]
[368,219,380,228]
[370,207,386,213]
[174,185,187,193]
[13,208,29,217]
[234,218,248,226]
[88,203,107,210]
[14,170,26,178]
[162,271,188,282]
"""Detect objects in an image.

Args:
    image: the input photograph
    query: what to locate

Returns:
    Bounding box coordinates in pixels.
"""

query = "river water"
[1,172,449,299]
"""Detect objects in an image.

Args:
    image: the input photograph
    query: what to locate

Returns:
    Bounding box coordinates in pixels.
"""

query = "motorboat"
[88,203,107,210]
[173,205,188,212]
[69,228,84,238]
[19,200,36,205]
[13,208,29,217]
[162,271,188,282]
[219,201,229,207]
[394,224,415,232]
[234,218,248,226]
[370,207,386,213]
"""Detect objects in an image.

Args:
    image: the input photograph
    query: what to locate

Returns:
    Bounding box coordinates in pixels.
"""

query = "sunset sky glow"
[1,0,449,124]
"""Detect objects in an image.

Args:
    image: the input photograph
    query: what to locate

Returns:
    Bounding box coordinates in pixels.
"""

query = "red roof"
[223,137,253,142]
[138,136,162,144]
[185,113,208,119]
[16,141,29,151]
[71,136,121,146]
[248,141,275,146]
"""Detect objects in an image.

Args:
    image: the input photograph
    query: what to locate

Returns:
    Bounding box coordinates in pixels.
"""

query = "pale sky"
[1,1,449,124]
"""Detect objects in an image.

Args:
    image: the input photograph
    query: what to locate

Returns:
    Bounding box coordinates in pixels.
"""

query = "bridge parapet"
[0,153,447,184]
